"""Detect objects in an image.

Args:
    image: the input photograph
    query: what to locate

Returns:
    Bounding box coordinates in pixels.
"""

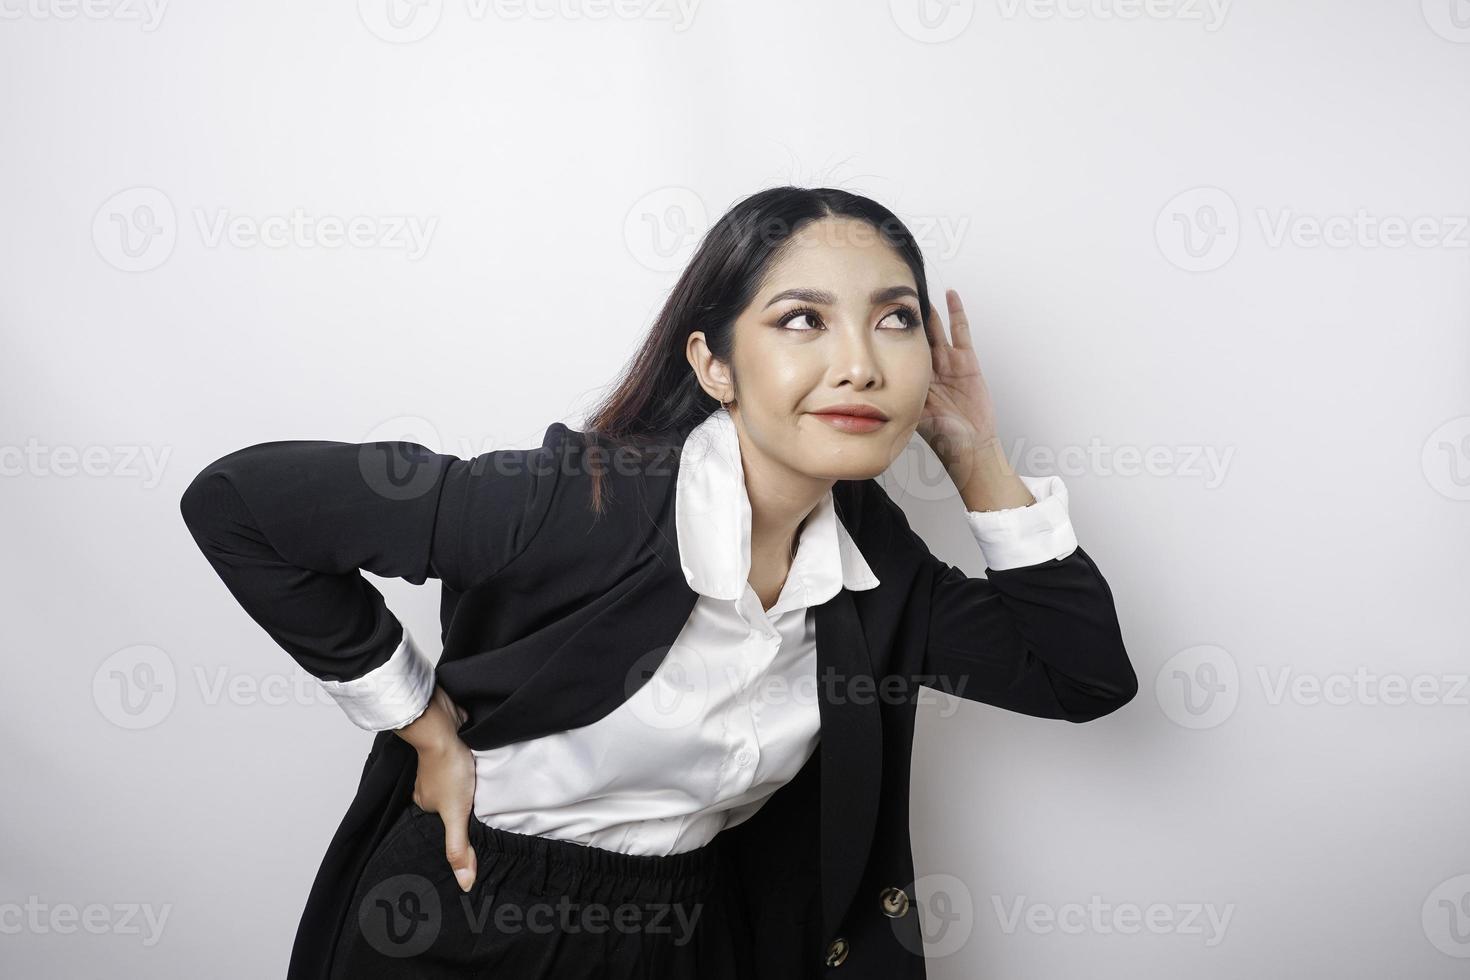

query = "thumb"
[444,812,477,893]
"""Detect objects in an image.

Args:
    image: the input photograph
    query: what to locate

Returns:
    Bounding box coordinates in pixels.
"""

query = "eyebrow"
[761,285,920,310]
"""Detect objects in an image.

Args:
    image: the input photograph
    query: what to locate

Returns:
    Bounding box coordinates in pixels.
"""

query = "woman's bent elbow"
[1062,650,1139,723]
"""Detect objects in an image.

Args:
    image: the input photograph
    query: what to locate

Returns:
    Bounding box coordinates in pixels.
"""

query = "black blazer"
[179,419,1139,979]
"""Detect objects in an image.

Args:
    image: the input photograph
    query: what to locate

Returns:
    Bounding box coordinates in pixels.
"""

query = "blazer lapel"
[814,584,884,941]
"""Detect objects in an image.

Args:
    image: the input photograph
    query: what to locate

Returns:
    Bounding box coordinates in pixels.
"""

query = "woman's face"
[714,216,933,482]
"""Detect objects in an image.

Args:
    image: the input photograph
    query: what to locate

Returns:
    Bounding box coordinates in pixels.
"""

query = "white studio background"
[3,2,1468,977]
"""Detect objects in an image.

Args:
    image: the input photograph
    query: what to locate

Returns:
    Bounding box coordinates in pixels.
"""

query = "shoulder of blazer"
[494,421,686,586]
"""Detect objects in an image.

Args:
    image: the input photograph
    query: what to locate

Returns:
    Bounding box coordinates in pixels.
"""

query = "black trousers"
[328,803,756,979]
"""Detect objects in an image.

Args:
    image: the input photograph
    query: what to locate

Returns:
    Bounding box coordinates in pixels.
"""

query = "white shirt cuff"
[317,628,437,731]
[963,473,1079,571]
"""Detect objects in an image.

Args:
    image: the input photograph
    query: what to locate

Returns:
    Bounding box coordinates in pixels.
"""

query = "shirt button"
[733,748,753,767]
[879,885,911,917]
[824,936,849,967]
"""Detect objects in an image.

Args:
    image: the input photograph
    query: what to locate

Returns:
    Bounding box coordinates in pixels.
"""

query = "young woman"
[180,186,1138,979]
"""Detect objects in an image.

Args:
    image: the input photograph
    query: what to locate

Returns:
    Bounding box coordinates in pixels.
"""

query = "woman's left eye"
[880,306,921,330]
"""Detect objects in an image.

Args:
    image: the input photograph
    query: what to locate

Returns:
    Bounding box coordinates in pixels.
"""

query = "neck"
[736,432,830,572]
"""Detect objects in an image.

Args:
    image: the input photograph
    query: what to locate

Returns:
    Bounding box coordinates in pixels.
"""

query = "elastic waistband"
[469,815,730,883]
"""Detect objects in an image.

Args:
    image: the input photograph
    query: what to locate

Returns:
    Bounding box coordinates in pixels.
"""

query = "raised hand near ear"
[917,289,1034,512]
[919,288,993,446]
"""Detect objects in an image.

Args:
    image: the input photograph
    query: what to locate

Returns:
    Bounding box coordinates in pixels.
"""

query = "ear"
[685,329,734,402]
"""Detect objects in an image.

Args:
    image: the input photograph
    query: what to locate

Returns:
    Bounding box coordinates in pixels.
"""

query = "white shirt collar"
[673,406,880,608]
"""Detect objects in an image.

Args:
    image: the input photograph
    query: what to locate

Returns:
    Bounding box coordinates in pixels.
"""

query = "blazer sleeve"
[177,424,567,731]
[896,475,1139,723]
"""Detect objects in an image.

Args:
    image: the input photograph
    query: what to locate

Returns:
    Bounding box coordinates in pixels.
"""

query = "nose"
[830,325,881,391]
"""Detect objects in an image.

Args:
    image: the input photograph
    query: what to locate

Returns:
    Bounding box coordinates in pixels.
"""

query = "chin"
[800,449,893,483]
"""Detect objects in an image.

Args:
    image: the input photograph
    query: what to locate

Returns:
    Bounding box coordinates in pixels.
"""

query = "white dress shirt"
[320,407,1079,855]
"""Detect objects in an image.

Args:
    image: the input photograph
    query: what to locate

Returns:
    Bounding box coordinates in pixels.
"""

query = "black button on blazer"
[179,419,1139,979]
